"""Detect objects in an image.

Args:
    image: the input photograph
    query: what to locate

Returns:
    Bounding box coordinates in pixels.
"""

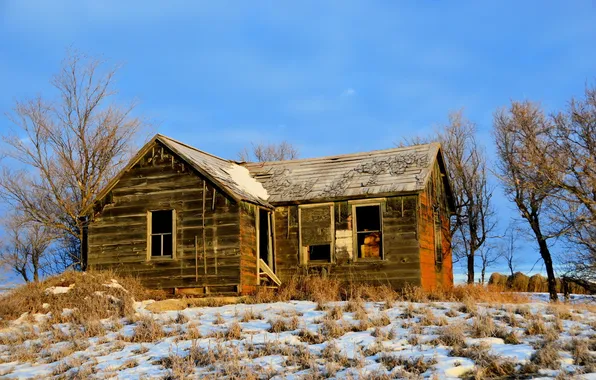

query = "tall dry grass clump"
[0,270,164,326]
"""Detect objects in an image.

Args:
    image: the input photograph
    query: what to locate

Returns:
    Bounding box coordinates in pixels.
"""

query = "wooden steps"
[259,259,281,286]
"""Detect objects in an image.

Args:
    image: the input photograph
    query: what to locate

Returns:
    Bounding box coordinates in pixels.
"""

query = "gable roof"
[158,135,270,207]
[244,143,451,205]
[84,134,271,215]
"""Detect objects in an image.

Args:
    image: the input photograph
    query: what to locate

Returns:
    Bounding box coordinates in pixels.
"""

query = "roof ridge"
[156,134,234,164]
[242,142,441,166]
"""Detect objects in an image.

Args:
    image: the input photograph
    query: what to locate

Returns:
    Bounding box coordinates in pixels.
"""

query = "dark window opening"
[355,205,382,259]
[309,244,331,262]
[258,209,272,267]
[151,210,173,257]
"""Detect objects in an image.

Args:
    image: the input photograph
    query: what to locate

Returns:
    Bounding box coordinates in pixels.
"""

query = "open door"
[257,208,279,286]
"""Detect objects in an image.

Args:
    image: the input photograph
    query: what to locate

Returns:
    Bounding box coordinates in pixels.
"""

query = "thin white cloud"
[341,88,356,97]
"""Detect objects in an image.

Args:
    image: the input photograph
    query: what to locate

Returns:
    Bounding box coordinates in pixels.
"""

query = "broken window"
[354,204,382,259]
[150,210,174,257]
[299,205,333,263]
[308,244,331,262]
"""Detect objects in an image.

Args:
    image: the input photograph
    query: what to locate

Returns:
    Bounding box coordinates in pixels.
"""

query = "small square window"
[309,244,331,262]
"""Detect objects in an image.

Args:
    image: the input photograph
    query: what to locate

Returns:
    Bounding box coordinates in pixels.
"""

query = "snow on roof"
[157,135,271,207]
[223,164,269,201]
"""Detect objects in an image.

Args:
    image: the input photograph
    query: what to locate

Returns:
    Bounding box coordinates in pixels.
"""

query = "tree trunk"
[32,254,39,282]
[538,238,558,302]
[467,248,475,284]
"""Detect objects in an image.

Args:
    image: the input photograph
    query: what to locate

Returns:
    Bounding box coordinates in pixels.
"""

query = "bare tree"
[493,101,560,301]
[401,111,496,283]
[238,141,299,162]
[0,215,54,282]
[0,49,148,269]
[499,226,519,277]
[542,86,596,281]
[477,245,501,285]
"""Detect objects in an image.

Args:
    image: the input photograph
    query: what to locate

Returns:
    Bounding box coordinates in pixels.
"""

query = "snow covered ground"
[1,291,596,379]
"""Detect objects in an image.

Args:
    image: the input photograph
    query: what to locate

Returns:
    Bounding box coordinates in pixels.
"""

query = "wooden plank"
[259,259,281,286]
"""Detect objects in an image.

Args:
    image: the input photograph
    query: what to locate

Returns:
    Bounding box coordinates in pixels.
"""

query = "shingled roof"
[243,143,445,204]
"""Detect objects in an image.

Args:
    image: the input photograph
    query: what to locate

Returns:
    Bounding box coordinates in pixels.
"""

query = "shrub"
[0,270,164,326]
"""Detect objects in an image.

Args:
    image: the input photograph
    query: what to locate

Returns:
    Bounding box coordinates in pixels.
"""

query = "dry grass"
[254,275,529,305]
[530,342,561,369]
[206,321,244,341]
[471,313,496,338]
[379,354,437,375]
[213,312,225,325]
[420,308,448,326]
[452,343,517,379]
[327,305,344,320]
[297,328,326,344]
[369,312,391,327]
[268,316,300,333]
[435,323,467,347]
[130,315,165,343]
[0,270,164,326]
[183,323,202,340]
[525,316,548,335]
[241,308,262,322]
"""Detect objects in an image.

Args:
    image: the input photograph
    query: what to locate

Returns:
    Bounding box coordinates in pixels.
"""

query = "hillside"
[0,273,595,379]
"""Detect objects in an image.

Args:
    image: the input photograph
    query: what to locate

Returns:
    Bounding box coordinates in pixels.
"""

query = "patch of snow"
[3,297,596,378]
[103,279,128,292]
[61,308,76,317]
[44,284,74,295]
[224,164,269,201]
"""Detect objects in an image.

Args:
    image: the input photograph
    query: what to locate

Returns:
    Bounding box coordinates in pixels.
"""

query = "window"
[149,210,175,258]
[299,204,334,264]
[434,210,443,266]
[309,244,331,262]
[353,204,383,259]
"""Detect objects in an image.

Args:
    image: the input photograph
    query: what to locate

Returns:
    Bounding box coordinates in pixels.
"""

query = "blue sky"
[1,1,595,283]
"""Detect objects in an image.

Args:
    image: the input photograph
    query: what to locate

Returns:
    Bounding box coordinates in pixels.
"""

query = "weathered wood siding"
[239,203,258,294]
[272,206,301,280]
[418,161,453,290]
[273,195,421,288]
[87,141,242,293]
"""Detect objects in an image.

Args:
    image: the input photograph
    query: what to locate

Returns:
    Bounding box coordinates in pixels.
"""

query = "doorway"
[258,209,274,271]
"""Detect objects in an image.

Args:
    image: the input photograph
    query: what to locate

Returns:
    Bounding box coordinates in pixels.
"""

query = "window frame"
[351,201,384,261]
[147,209,177,260]
[298,203,335,265]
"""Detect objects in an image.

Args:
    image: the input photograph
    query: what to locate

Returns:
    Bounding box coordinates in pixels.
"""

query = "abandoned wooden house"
[83,134,454,295]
